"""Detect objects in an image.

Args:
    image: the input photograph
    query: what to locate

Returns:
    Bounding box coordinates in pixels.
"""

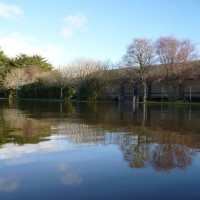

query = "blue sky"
[0,0,200,66]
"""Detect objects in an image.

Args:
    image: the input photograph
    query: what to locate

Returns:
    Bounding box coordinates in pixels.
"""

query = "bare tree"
[57,66,76,99]
[69,58,108,81]
[66,58,110,100]
[40,66,75,99]
[24,65,45,82]
[123,38,155,102]
[40,59,109,100]
[2,65,48,98]
[3,68,28,98]
[155,36,198,100]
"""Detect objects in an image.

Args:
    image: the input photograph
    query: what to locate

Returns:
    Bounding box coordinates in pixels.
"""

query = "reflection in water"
[2,108,51,137]
[0,177,19,192]
[57,164,82,186]
[152,144,194,171]
[0,142,66,165]
[0,99,200,172]
[120,134,195,171]
[0,100,200,199]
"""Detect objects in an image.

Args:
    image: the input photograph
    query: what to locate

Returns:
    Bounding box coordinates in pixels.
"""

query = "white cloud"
[61,13,87,37]
[0,1,23,19]
[65,13,87,29]
[62,28,74,37]
[0,33,69,66]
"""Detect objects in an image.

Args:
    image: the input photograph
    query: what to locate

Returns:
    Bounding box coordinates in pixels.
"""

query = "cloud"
[65,13,87,29]
[0,1,23,19]
[0,33,69,66]
[61,13,87,37]
[62,28,74,37]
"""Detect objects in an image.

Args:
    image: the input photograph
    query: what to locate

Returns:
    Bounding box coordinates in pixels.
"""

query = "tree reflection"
[120,134,150,168]
[0,99,200,171]
[120,134,196,171]
[0,105,51,146]
[110,103,199,171]
[152,144,194,171]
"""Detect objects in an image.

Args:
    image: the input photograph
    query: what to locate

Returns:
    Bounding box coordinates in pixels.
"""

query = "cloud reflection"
[58,164,82,186]
[0,177,19,192]
[0,141,66,165]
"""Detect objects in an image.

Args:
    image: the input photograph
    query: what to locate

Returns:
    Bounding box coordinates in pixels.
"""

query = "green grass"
[145,100,200,106]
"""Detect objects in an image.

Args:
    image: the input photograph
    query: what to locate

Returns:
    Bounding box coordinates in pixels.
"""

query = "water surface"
[0,100,200,200]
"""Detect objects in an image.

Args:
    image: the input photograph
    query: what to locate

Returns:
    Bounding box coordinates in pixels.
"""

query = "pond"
[0,100,200,200]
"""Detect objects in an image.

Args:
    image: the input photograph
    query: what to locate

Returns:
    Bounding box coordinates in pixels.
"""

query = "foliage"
[65,87,76,99]
[67,58,109,100]
[18,82,60,99]
[13,54,52,71]
[0,49,14,81]
[78,77,103,101]
[155,36,198,101]
[2,65,47,98]
[3,68,27,90]
[39,68,75,99]
[0,134,48,146]
[0,36,199,101]
[0,49,52,97]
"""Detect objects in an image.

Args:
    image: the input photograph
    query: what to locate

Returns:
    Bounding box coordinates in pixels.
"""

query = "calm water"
[0,100,200,200]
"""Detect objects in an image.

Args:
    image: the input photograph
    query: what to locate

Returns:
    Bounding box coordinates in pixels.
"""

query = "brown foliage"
[155,36,198,100]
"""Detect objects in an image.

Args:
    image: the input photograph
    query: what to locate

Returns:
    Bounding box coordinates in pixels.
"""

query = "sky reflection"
[0,177,19,192]
[57,164,82,186]
[0,141,68,165]
[0,100,200,199]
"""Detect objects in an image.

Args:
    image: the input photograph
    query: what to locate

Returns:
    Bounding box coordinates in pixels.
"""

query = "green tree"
[0,49,14,81]
[18,81,61,99]
[3,65,47,98]
[0,49,15,96]
[13,54,52,71]
[39,67,75,99]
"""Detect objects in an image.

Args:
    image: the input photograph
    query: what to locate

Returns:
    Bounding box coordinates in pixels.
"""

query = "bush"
[18,82,60,99]
[78,77,102,101]
[65,87,76,99]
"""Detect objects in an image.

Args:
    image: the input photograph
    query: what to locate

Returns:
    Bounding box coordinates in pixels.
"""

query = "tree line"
[0,36,199,101]
[122,36,199,102]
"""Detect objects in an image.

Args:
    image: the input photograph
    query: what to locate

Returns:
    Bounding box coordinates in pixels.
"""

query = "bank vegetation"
[0,36,200,102]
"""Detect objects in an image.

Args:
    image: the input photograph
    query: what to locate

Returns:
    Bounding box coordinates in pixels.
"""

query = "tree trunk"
[142,77,147,103]
[8,90,14,99]
[60,87,63,99]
